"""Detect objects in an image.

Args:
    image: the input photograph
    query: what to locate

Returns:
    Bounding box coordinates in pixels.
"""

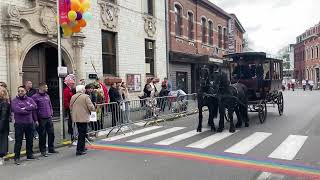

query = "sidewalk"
[7,115,195,158]
[5,98,198,158]
[6,119,69,158]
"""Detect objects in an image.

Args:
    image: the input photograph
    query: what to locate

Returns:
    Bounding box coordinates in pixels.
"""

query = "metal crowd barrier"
[86,93,198,138]
[6,94,198,155]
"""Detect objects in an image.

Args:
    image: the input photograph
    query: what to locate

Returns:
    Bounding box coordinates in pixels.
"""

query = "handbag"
[89,112,97,122]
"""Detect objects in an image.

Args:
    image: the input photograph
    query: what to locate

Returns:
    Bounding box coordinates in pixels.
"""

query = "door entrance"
[23,43,66,116]
[176,72,188,93]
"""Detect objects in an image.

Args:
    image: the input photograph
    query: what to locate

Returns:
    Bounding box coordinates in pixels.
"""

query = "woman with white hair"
[70,85,95,156]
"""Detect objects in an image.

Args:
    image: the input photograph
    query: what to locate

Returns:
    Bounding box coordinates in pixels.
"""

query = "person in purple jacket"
[32,83,58,157]
[11,86,37,165]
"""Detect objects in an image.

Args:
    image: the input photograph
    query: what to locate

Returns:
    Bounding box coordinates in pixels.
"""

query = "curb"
[4,140,72,160]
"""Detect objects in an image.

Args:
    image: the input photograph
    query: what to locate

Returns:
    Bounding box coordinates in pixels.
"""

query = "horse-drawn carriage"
[225,52,284,123]
[197,52,284,133]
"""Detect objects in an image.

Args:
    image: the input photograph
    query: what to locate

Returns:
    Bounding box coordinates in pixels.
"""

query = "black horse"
[197,65,219,132]
[218,83,249,133]
[197,65,249,133]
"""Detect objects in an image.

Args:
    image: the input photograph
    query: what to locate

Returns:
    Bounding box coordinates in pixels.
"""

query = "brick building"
[294,22,320,86]
[168,0,245,93]
[0,0,167,111]
[294,42,305,82]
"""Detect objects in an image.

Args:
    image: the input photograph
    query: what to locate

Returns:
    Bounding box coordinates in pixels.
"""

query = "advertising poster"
[127,74,141,92]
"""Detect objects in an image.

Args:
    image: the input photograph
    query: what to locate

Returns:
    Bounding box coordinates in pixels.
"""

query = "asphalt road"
[1,89,320,180]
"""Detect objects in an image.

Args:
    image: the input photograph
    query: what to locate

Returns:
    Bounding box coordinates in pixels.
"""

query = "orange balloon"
[79,7,84,14]
[78,19,87,27]
[72,26,81,33]
[70,1,81,11]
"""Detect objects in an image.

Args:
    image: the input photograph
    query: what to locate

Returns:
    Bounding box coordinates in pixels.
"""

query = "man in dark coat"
[25,81,37,97]
[108,83,122,126]
[32,83,58,157]
[24,81,38,139]
[85,84,97,105]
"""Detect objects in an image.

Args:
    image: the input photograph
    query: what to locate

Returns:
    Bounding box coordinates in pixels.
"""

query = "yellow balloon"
[68,11,77,21]
[81,0,91,11]
[61,23,68,28]
[63,26,73,37]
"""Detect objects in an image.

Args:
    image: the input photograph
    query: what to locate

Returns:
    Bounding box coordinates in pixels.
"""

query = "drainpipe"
[165,0,170,78]
[195,0,198,55]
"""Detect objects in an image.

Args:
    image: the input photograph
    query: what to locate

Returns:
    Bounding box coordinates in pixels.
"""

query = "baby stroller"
[170,90,188,113]
[144,97,161,119]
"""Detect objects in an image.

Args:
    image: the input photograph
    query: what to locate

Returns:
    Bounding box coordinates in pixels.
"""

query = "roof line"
[199,0,232,19]
[230,14,246,33]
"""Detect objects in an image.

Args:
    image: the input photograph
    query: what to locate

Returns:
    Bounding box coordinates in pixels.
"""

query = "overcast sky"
[211,0,320,55]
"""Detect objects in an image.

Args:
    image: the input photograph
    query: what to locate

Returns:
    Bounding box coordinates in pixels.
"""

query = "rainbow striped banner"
[88,141,320,179]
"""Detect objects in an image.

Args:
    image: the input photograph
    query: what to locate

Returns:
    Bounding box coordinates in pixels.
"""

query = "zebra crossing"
[101,125,310,163]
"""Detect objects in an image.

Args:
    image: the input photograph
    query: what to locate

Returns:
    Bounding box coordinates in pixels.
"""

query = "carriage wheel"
[258,101,267,124]
[277,92,284,116]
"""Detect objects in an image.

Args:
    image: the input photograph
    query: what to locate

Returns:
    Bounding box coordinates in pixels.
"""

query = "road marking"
[186,130,238,149]
[102,126,162,141]
[127,127,185,143]
[256,172,272,180]
[256,135,308,180]
[225,132,272,155]
[256,172,288,180]
[155,128,210,146]
[134,122,147,127]
[268,135,308,160]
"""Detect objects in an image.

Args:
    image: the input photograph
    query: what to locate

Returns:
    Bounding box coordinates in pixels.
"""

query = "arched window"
[187,12,194,40]
[201,17,207,43]
[223,28,228,49]
[218,26,222,48]
[208,21,213,45]
[174,4,182,36]
[311,47,314,59]
[317,46,319,59]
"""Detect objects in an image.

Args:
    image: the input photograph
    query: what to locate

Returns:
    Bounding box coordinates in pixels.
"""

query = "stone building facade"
[168,0,245,93]
[0,0,167,110]
[294,22,320,86]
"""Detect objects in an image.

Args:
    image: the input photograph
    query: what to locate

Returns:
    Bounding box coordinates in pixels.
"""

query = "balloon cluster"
[60,0,93,36]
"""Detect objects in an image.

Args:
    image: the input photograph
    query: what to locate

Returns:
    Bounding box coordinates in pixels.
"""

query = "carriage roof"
[224,52,282,65]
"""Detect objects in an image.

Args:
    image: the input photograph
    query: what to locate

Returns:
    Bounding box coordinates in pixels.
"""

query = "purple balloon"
[76,12,82,20]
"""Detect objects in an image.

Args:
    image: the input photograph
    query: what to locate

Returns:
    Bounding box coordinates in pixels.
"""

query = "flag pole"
[56,0,65,140]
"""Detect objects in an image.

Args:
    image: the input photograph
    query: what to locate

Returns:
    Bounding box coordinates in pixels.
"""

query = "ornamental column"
[1,5,23,97]
[72,32,86,81]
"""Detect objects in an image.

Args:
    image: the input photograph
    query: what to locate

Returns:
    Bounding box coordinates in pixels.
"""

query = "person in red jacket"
[64,75,76,141]
[95,77,109,103]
